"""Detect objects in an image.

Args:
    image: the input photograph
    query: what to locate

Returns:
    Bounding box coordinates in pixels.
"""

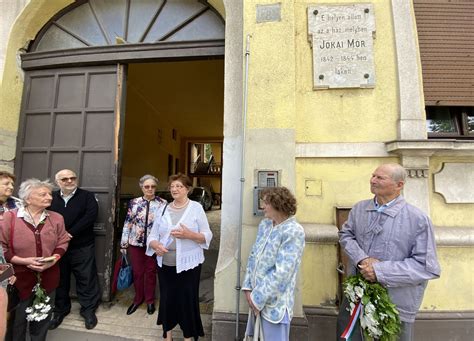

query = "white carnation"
[354,286,364,298]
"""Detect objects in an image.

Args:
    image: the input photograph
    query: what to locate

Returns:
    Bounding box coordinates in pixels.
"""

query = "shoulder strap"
[9,210,17,255]
[161,202,170,217]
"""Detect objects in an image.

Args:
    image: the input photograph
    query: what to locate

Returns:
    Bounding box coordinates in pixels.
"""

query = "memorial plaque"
[257,4,281,23]
[307,4,376,89]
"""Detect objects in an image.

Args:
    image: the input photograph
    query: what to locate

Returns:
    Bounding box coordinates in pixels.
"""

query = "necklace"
[26,207,42,227]
[172,198,189,209]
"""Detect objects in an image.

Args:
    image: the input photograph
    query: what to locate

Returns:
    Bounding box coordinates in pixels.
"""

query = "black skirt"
[157,264,204,340]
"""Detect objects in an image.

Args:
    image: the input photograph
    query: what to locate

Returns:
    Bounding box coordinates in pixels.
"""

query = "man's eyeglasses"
[143,185,156,189]
[60,177,77,182]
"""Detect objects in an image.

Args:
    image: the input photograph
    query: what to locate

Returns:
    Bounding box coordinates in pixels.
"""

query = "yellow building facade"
[1,1,472,340]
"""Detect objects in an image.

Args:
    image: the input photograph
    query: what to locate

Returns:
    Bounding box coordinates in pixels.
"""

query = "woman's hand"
[149,241,168,257]
[244,290,260,316]
[8,275,16,285]
[27,255,60,272]
[11,256,43,267]
[171,223,205,243]
[170,223,192,239]
[120,243,128,254]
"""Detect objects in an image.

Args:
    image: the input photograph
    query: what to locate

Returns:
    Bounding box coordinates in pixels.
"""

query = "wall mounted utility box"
[253,170,280,216]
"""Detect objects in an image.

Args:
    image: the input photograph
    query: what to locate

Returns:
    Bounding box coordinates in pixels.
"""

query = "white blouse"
[146,200,212,273]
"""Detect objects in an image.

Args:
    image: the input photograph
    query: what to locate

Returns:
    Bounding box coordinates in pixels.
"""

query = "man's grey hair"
[18,178,54,203]
[139,174,158,187]
[386,164,407,183]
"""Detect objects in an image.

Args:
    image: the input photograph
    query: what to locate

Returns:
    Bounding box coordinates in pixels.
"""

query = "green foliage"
[343,274,401,341]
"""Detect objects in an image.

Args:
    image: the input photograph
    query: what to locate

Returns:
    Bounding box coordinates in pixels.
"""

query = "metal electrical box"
[253,170,280,216]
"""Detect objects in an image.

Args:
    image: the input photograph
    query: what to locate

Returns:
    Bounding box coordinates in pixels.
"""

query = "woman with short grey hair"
[18,179,54,204]
[120,174,167,315]
[0,178,69,341]
[139,175,159,188]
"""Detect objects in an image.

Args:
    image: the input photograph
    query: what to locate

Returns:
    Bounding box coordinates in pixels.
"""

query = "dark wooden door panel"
[16,66,119,301]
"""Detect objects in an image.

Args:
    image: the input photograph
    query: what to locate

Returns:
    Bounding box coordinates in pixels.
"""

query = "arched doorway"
[15,0,225,301]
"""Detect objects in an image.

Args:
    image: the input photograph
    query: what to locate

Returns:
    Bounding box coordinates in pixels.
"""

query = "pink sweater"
[0,210,69,299]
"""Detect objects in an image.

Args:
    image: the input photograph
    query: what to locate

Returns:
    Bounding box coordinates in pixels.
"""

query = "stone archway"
[12,0,231,303]
[2,1,244,335]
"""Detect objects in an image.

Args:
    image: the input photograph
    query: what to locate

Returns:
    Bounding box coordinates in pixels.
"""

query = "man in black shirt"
[48,169,101,330]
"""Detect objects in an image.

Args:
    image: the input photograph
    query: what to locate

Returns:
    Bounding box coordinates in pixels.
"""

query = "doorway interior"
[115,58,224,308]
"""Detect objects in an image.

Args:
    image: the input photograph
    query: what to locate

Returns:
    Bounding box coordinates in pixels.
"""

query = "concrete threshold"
[47,209,220,340]
[48,300,212,341]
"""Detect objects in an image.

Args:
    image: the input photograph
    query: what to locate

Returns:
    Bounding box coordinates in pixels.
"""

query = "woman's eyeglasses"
[143,185,156,190]
[170,184,185,189]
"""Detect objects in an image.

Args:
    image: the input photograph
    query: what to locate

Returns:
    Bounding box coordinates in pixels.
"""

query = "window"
[426,106,474,138]
[188,142,222,175]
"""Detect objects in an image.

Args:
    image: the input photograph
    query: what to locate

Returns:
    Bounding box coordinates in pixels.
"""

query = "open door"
[15,65,124,300]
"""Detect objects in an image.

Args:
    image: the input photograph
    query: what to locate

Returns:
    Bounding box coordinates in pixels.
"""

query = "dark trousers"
[128,245,157,305]
[54,243,101,317]
[157,264,204,340]
[5,291,54,341]
[336,298,414,341]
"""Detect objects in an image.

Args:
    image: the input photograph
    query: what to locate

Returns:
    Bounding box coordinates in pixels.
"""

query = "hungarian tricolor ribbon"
[341,301,362,340]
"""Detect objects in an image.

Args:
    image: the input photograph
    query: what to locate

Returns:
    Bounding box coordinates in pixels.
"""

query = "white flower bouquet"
[25,278,52,322]
[342,274,401,341]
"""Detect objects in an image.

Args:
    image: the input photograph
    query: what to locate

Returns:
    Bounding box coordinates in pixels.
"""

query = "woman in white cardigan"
[146,173,212,341]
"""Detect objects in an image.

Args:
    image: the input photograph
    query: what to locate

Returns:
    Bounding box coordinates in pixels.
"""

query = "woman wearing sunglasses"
[120,174,167,315]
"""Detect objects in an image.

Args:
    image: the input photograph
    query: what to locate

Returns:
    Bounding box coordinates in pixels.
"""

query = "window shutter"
[413,0,474,106]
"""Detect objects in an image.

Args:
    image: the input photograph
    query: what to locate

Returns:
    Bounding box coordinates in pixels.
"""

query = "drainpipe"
[235,34,251,341]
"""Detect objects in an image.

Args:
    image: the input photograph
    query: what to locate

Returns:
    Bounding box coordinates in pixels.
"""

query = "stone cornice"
[296,142,389,158]
[302,223,474,247]
[302,223,339,243]
[385,140,474,156]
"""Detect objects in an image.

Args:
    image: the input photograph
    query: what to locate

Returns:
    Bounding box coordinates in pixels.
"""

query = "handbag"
[111,254,123,295]
[117,254,133,291]
[7,284,20,312]
[244,308,265,341]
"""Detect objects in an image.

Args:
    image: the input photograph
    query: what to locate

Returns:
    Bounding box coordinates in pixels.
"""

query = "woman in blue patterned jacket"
[242,187,305,341]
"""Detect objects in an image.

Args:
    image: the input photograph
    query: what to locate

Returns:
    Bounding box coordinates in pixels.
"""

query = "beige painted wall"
[296,157,399,224]
[295,0,398,143]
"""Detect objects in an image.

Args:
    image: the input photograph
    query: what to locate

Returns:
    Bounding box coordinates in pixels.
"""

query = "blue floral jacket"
[242,217,305,323]
[121,196,167,248]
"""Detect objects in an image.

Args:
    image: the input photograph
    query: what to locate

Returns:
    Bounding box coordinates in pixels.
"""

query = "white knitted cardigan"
[146,200,212,273]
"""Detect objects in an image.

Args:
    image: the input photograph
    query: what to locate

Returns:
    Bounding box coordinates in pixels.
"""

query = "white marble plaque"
[307,4,376,89]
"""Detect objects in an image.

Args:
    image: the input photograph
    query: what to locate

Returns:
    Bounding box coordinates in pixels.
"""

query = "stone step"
[48,300,212,341]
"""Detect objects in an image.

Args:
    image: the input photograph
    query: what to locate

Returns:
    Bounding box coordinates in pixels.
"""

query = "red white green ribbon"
[341,301,362,340]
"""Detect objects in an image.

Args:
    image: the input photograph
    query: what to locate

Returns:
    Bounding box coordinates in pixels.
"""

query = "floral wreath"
[341,274,401,341]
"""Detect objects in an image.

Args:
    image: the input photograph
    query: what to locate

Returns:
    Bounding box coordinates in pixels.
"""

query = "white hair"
[18,178,54,203]
[139,174,158,187]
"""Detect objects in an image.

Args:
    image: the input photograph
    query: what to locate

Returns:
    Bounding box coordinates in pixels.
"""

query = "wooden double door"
[15,65,125,300]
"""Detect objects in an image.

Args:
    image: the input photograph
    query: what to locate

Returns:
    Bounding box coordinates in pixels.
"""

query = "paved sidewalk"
[47,249,216,340]
[47,299,212,340]
[48,209,220,340]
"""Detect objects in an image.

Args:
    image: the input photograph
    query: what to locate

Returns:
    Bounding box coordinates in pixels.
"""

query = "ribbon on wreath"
[341,301,362,340]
